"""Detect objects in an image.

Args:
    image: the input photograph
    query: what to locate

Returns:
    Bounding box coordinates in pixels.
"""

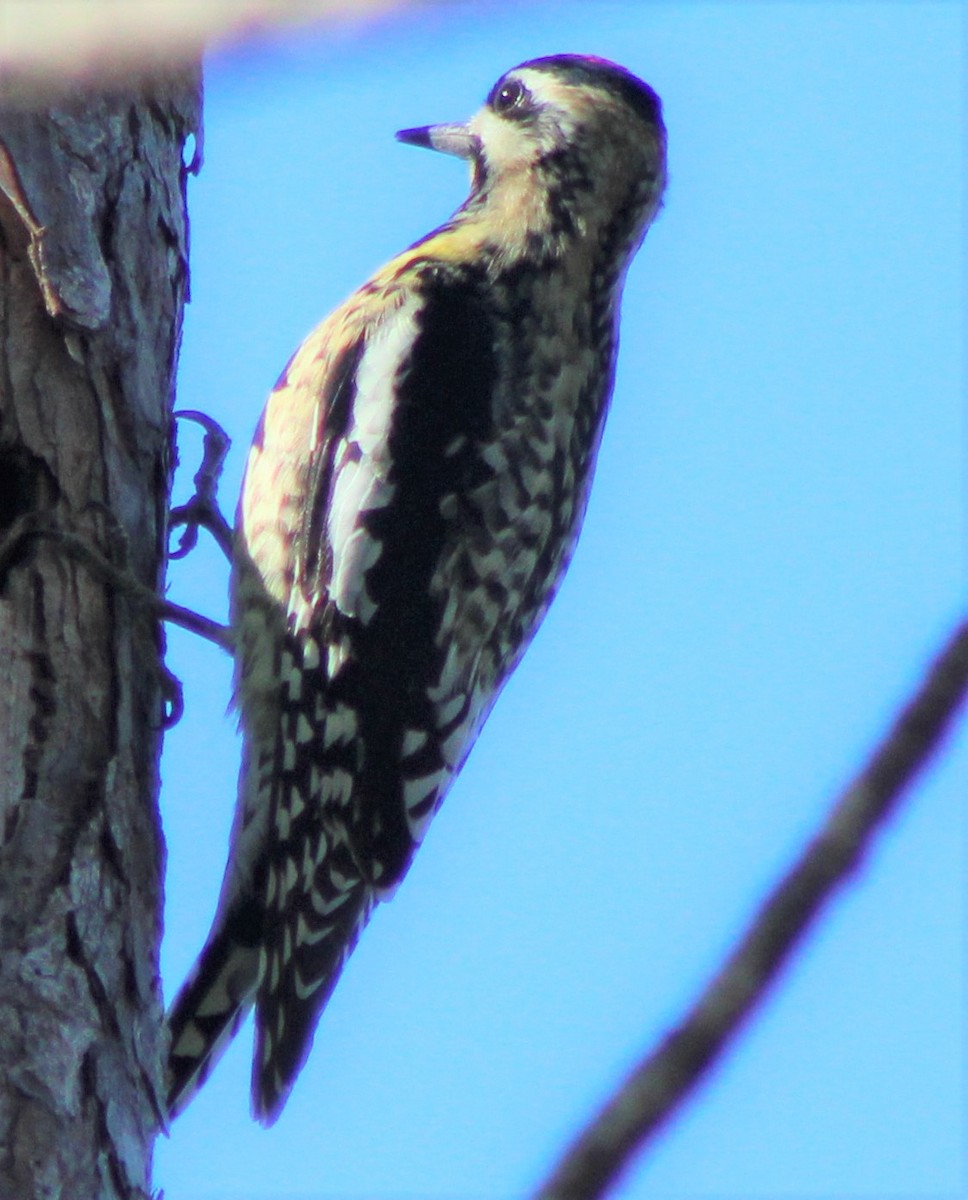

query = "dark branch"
[535,616,968,1200]
[160,597,234,651]
[0,511,233,651]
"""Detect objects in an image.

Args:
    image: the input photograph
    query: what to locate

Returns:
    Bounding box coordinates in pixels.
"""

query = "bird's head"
[397,55,667,267]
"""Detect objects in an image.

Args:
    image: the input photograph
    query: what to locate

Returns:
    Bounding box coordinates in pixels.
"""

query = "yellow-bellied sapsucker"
[167,54,667,1125]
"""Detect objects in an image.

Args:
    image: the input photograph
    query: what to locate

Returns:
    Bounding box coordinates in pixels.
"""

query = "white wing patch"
[326,296,422,624]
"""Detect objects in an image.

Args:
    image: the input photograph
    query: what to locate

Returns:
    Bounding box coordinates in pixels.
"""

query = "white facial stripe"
[512,68,578,114]
[469,71,586,179]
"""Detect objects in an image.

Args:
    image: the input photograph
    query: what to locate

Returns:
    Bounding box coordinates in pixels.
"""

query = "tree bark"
[0,70,200,1198]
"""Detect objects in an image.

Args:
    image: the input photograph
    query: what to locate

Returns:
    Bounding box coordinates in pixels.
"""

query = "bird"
[166,53,667,1125]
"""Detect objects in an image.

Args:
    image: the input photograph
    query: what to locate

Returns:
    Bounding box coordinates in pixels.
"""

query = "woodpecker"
[167,54,667,1125]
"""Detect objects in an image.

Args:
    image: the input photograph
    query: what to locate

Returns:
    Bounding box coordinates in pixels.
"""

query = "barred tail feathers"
[251,863,377,1124]
[166,706,279,1119]
[166,906,262,1119]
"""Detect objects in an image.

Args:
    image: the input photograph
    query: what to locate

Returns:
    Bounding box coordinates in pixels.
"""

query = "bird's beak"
[396,122,480,161]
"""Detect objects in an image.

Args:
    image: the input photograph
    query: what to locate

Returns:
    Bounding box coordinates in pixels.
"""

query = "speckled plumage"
[167,54,666,1125]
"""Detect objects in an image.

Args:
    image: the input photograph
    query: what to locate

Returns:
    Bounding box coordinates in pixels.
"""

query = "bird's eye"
[492,79,531,115]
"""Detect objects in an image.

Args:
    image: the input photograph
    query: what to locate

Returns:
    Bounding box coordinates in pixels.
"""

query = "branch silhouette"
[536,616,968,1200]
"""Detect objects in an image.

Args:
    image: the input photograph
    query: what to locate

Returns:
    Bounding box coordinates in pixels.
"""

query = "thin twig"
[161,598,233,651]
[535,617,968,1200]
[0,511,233,651]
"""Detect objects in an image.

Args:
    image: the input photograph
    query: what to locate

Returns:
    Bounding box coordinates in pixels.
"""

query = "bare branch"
[0,0,405,87]
[536,617,968,1200]
[0,512,233,652]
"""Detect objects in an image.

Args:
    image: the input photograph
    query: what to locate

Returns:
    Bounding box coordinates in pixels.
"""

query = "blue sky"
[157,4,964,1197]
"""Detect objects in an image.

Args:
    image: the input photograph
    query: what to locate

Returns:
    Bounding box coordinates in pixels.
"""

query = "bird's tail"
[166,909,262,1120]
[250,869,377,1125]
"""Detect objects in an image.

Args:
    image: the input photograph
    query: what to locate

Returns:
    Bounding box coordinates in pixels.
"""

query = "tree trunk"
[0,70,200,1198]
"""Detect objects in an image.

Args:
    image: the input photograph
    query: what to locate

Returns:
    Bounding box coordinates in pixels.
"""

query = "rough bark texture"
[0,71,201,1198]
